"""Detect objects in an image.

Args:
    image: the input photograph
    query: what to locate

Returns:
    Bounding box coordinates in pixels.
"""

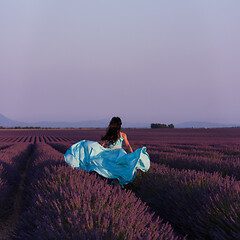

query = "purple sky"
[0,0,240,125]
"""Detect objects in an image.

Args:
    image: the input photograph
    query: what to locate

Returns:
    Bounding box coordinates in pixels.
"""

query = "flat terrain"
[0,128,240,239]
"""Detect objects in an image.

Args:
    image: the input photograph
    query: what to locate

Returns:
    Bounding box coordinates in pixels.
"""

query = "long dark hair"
[101,117,122,144]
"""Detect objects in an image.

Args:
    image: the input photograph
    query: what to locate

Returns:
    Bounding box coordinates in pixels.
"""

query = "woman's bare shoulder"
[120,132,127,138]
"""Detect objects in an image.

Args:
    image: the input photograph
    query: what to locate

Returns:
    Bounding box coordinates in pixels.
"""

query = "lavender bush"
[0,143,32,184]
[149,149,240,180]
[0,143,12,151]
[16,165,184,240]
[48,142,71,154]
[15,143,184,240]
[128,162,240,239]
[22,143,65,207]
[0,165,12,218]
[0,143,32,218]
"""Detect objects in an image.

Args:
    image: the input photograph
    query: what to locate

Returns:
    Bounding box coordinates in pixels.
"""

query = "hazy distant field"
[0,128,240,239]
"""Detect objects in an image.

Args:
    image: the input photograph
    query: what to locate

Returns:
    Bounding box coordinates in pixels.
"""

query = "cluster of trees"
[151,123,175,129]
[0,126,56,129]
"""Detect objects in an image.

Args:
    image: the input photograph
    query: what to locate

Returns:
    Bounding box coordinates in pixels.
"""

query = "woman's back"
[108,132,124,148]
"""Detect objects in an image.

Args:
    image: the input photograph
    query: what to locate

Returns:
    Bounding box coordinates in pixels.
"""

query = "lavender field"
[0,128,240,240]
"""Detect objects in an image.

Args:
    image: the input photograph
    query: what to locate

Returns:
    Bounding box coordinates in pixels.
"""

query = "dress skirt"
[63,140,150,185]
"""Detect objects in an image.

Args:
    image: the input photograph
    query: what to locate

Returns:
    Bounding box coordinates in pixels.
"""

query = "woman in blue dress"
[63,117,150,186]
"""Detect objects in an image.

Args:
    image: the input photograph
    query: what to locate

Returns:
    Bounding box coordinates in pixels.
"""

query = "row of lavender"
[0,143,32,218]
[50,141,240,239]
[144,143,240,180]
[0,129,104,144]
[0,136,75,144]
[14,143,184,240]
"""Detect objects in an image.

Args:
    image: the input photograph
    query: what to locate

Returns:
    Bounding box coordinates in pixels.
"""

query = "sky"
[0,0,240,125]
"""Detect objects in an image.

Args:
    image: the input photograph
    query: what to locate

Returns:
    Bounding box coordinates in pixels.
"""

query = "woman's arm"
[101,140,107,147]
[122,132,133,153]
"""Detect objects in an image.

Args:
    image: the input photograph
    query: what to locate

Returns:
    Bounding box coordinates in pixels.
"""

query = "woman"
[101,117,133,153]
[63,117,150,186]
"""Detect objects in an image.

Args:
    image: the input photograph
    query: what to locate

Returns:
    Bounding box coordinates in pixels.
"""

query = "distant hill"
[1,114,239,129]
[175,121,240,128]
[0,113,149,128]
[0,113,27,127]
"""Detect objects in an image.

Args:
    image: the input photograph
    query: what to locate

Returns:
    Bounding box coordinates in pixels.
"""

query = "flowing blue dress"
[63,135,150,185]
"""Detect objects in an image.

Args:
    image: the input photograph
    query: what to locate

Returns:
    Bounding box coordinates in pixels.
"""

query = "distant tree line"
[151,123,175,129]
[0,126,103,130]
[0,126,52,129]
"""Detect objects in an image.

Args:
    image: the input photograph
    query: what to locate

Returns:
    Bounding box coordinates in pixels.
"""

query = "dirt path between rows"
[0,146,34,240]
